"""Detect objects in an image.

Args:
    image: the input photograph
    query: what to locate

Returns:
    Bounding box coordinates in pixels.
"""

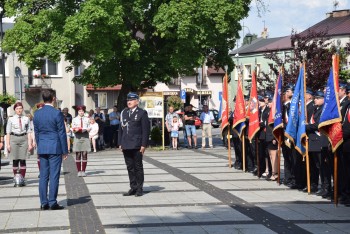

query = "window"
[94,92,107,109]
[256,64,261,77]
[75,65,82,76]
[196,67,207,85]
[244,64,252,80]
[41,59,58,76]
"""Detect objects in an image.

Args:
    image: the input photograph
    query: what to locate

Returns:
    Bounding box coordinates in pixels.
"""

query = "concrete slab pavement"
[0,145,349,233]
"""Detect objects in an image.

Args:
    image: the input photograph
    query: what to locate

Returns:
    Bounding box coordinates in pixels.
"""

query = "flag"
[247,71,259,142]
[318,55,343,152]
[232,75,246,137]
[220,74,229,133]
[285,66,307,156]
[272,74,284,143]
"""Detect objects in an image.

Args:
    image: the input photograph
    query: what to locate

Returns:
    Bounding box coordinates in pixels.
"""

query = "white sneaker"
[77,171,82,177]
[81,171,87,177]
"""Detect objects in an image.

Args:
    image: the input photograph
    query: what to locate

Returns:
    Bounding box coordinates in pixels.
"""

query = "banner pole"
[242,130,246,172]
[228,124,232,168]
[334,152,338,206]
[277,134,282,185]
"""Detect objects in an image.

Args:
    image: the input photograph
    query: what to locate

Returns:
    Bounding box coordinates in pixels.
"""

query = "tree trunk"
[116,81,134,111]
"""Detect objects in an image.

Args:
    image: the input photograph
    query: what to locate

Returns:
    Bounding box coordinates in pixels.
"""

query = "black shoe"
[187,146,192,149]
[321,190,332,199]
[123,189,136,196]
[50,204,64,210]
[40,204,49,210]
[135,190,143,197]
[290,184,303,190]
[315,189,324,196]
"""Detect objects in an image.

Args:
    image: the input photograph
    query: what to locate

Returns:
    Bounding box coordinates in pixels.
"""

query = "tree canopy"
[3,0,258,108]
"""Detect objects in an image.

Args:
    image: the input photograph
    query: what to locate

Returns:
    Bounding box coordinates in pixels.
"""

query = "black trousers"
[259,139,271,175]
[233,136,242,165]
[309,152,320,188]
[282,143,294,184]
[293,149,306,188]
[321,147,332,191]
[110,125,119,148]
[123,149,144,192]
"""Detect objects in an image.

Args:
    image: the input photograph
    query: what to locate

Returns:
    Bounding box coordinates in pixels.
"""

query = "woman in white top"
[6,102,32,181]
[88,118,99,152]
[71,105,90,177]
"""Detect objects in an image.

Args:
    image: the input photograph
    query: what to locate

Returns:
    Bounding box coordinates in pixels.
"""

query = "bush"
[150,126,162,145]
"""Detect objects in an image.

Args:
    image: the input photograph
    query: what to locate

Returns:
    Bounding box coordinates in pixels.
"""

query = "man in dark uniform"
[282,84,295,187]
[338,82,350,204]
[119,92,150,197]
[258,94,271,178]
[295,88,315,191]
[305,90,324,193]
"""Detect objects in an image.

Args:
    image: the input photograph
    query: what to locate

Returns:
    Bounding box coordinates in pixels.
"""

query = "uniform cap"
[314,90,324,98]
[346,83,350,94]
[258,95,265,102]
[127,92,139,100]
[306,88,314,96]
[339,82,347,89]
[283,84,294,93]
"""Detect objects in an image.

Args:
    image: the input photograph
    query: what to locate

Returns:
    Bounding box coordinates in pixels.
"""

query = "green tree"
[3,0,259,109]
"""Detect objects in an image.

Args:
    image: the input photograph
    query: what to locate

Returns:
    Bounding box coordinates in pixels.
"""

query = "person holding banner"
[266,97,278,181]
[305,91,324,193]
[282,85,295,187]
[258,95,271,178]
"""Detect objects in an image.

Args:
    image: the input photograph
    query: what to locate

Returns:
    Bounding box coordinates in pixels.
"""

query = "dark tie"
[19,117,23,132]
[80,118,83,128]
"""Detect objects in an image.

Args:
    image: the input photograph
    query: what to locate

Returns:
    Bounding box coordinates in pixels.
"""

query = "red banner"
[220,74,229,132]
[247,71,259,142]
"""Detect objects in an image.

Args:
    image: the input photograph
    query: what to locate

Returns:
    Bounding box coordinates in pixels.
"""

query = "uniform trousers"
[233,136,242,166]
[309,152,320,188]
[282,143,293,184]
[293,149,306,188]
[320,147,332,191]
[123,149,144,192]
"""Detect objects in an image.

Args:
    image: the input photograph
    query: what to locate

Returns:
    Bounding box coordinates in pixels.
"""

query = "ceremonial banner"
[247,71,259,142]
[220,74,229,133]
[272,74,284,143]
[285,66,307,155]
[319,55,343,152]
[232,75,246,137]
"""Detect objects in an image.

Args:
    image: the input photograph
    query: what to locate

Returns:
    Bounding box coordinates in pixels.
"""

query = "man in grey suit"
[34,90,68,210]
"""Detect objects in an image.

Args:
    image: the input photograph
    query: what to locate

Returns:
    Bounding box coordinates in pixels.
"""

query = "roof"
[300,10,350,37]
[230,9,350,56]
[86,84,121,91]
[230,36,291,55]
[207,67,225,76]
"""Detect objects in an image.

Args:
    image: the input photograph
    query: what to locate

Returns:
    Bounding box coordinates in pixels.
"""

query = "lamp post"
[0,7,6,95]
[0,6,7,123]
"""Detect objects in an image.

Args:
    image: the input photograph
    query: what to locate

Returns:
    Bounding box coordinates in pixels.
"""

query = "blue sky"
[238,0,350,46]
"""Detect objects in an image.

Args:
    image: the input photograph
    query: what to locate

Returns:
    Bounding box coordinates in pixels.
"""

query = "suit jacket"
[306,104,323,152]
[34,105,68,155]
[118,106,150,150]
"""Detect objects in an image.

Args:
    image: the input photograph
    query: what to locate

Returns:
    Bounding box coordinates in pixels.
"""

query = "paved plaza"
[0,145,349,233]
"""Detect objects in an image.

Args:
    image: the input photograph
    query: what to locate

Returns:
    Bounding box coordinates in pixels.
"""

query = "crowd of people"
[222,82,350,206]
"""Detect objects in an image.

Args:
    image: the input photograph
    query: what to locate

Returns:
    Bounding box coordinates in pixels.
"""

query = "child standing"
[171,117,179,150]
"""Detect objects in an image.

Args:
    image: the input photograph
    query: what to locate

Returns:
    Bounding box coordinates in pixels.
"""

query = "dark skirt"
[267,141,278,150]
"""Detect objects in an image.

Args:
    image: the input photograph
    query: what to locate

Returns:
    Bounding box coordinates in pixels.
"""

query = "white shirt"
[200,111,214,124]
[71,116,90,131]
[6,114,32,134]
